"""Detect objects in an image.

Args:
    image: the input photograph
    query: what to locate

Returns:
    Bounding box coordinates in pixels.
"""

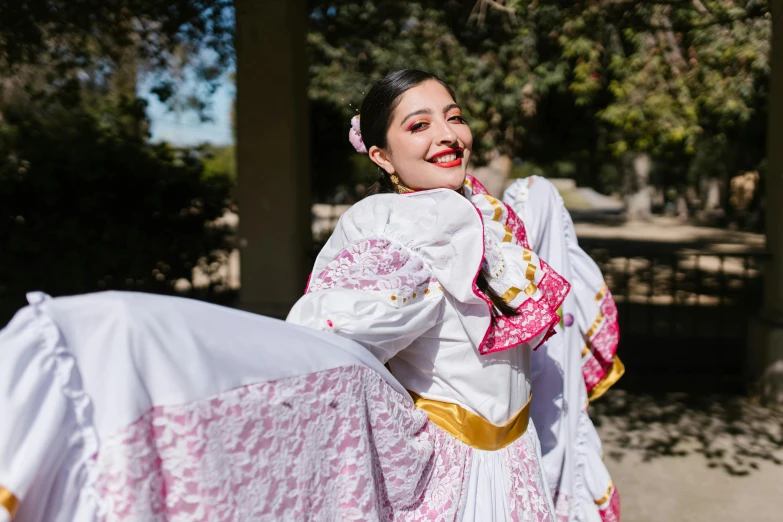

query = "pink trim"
[471,234,570,354]
[463,173,571,355]
[465,174,489,195]
[582,354,606,389]
[304,272,313,294]
[553,493,571,522]
[505,204,531,248]
[477,267,569,355]
[583,289,620,392]
[599,487,621,522]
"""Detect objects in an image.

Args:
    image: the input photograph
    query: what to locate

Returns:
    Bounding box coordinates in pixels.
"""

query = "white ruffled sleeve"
[0,293,100,522]
[467,185,571,354]
[287,236,445,363]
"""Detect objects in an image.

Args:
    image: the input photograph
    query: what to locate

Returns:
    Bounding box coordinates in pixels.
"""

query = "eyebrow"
[400,103,462,126]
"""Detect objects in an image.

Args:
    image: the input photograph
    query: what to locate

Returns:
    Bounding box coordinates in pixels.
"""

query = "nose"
[433,117,458,145]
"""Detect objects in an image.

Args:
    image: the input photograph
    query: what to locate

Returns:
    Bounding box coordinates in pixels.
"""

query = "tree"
[0,0,234,115]
[307,0,771,212]
[0,104,236,325]
[0,1,238,325]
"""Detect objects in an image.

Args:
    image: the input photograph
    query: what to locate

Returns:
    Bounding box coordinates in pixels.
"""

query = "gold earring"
[389,173,414,194]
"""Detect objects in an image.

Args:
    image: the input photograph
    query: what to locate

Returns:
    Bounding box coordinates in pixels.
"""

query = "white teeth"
[433,153,457,163]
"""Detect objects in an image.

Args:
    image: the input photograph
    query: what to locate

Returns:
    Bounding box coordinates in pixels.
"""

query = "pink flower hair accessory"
[349,115,367,154]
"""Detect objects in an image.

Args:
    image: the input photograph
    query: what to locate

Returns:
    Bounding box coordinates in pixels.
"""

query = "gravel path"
[592,390,783,521]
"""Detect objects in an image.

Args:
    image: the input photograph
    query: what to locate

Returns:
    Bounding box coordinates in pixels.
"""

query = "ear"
[368,145,395,175]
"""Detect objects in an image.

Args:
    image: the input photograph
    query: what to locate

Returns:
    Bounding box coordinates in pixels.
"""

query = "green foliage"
[0,0,235,116]
[0,104,236,325]
[202,144,236,180]
[308,1,530,160]
[307,0,771,196]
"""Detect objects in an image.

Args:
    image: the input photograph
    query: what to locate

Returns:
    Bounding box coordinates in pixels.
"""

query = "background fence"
[583,238,766,393]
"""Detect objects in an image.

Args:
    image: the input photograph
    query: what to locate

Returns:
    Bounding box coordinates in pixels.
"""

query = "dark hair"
[359,69,455,152]
[359,69,517,318]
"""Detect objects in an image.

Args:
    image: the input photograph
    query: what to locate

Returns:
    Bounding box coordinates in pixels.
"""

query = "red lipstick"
[428,148,463,168]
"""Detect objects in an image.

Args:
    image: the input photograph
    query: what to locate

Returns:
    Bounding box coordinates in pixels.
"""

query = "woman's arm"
[287,237,444,363]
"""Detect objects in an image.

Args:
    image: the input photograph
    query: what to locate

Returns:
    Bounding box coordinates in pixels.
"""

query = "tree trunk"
[623,153,653,221]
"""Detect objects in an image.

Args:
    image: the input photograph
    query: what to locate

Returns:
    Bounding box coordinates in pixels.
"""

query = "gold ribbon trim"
[588,356,625,402]
[502,225,513,242]
[525,262,537,282]
[594,481,614,505]
[595,284,607,302]
[483,194,504,221]
[410,392,531,451]
[522,248,533,262]
[585,311,604,339]
[501,286,522,304]
[0,486,19,519]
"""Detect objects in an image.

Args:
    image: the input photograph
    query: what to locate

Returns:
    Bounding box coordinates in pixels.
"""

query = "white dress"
[504,177,623,522]
[0,177,567,522]
[289,180,571,520]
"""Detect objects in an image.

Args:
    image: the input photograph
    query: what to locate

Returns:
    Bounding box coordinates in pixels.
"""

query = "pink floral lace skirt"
[93,365,555,522]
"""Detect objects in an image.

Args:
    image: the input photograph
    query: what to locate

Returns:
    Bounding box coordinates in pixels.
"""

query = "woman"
[289,69,570,519]
[504,177,623,522]
[1,70,565,522]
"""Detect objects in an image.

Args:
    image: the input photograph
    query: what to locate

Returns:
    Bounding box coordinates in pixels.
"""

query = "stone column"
[234,0,311,318]
[748,2,783,403]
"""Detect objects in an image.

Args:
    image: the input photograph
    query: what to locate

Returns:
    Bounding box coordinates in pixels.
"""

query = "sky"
[142,73,235,146]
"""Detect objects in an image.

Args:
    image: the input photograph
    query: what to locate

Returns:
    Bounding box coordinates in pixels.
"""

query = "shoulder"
[311,188,485,303]
[331,189,482,253]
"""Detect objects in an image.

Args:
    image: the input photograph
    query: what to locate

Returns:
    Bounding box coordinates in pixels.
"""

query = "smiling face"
[367,80,473,191]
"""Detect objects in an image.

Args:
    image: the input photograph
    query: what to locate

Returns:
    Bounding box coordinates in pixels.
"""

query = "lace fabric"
[308,237,437,305]
[94,365,555,522]
[581,290,620,391]
[466,178,571,355]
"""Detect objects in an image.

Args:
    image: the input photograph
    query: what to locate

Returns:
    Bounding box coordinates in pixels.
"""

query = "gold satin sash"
[587,356,625,402]
[409,392,531,451]
[0,486,19,519]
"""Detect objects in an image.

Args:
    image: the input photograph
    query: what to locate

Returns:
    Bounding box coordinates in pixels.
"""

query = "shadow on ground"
[592,390,783,476]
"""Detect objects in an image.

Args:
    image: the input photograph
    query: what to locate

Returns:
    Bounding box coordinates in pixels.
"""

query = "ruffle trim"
[466,176,570,355]
[499,178,532,232]
[582,287,622,397]
[307,178,569,356]
[570,407,620,522]
[309,188,484,305]
[587,356,625,402]
[24,292,104,519]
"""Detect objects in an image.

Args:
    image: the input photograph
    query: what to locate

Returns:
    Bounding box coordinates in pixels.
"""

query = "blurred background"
[0,1,781,520]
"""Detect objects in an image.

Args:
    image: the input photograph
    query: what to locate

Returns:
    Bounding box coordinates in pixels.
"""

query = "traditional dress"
[503,177,623,522]
[1,176,569,521]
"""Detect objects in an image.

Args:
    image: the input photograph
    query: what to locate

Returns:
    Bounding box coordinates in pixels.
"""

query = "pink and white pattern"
[307,237,436,304]
[552,494,571,522]
[93,365,555,521]
[582,289,620,392]
[477,265,568,355]
[466,176,571,355]
[465,176,530,248]
[504,205,531,248]
[598,488,621,522]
